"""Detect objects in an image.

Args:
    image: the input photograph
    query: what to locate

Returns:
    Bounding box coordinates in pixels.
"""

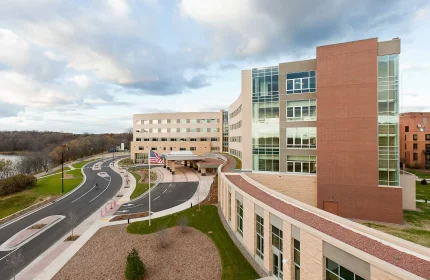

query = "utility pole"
[61,149,64,194]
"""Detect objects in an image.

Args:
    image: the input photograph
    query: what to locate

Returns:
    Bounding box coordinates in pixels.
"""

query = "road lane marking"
[90,177,112,202]
[154,196,160,200]
[0,248,17,261]
[72,184,99,203]
[162,189,167,194]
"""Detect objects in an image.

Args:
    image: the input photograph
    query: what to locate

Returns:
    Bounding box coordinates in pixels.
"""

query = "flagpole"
[148,149,151,226]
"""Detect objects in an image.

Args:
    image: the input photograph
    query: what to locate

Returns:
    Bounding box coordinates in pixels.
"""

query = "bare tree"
[6,249,24,280]
[67,211,78,237]
[157,224,170,248]
[124,128,133,143]
[178,216,189,233]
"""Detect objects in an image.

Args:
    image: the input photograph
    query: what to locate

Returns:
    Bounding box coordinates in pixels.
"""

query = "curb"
[126,168,163,203]
[0,159,99,230]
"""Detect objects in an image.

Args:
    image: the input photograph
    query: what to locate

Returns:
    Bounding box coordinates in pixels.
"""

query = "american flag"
[149,150,164,164]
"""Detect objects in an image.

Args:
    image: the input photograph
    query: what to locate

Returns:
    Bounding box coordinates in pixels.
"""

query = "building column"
[300,231,324,280]
[283,221,293,279]
[184,160,188,167]
[263,210,271,273]
[171,162,176,175]
[193,162,198,170]
[201,167,206,176]
[164,159,167,169]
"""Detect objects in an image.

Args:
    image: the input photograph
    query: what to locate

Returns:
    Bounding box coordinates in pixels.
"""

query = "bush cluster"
[125,248,146,280]
[0,174,37,196]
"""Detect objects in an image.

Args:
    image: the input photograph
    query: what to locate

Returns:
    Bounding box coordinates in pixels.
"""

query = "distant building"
[400,112,430,169]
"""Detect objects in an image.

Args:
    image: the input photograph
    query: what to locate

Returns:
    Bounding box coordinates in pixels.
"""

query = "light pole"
[112,146,115,167]
[61,145,69,194]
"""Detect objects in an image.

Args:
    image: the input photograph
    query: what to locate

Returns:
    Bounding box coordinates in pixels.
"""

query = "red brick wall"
[400,112,430,167]
[316,38,403,224]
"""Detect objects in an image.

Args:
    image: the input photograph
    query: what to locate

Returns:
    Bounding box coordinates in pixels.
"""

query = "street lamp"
[61,145,69,194]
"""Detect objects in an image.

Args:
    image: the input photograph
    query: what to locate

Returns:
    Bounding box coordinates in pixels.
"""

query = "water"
[0,154,22,163]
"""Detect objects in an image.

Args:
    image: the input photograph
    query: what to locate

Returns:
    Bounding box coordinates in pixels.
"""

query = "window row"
[326,258,365,280]
[136,128,220,133]
[230,148,242,160]
[286,127,316,149]
[287,99,316,121]
[287,71,316,94]
[136,137,219,142]
[136,118,219,124]
[287,155,317,174]
[230,120,242,130]
[230,136,242,143]
[230,105,242,119]
[137,146,199,152]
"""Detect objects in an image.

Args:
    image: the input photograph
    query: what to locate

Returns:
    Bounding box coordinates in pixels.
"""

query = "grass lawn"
[0,169,84,219]
[129,170,155,200]
[43,166,71,176]
[127,205,259,280]
[118,158,133,167]
[406,169,430,179]
[362,203,430,248]
[72,158,100,169]
[416,181,430,200]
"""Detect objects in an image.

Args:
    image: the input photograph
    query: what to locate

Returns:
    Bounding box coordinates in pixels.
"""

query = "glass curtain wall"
[223,110,229,152]
[252,66,280,171]
[378,55,399,186]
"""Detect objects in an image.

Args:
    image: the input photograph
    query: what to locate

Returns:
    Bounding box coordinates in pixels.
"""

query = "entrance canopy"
[161,151,205,162]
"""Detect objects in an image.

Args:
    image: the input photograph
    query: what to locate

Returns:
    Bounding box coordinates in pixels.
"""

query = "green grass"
[43,167,71,176]
[0,191,42,219]
[362,203,430,248]
[406,169,430,179]
[130,171,155,200]
[127,205,259,280]
[416,181,430,200]
[118,158,134,167]
[72,158,100,169]
[0,169,85,220]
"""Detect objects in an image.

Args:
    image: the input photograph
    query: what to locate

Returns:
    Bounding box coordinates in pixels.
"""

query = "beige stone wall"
[300,231,324,280]
[230,190,236,232]
[263,210,271,271]
[283,221,293,279]
[131,141,211,161]
[243,197,255,255]
[371,265,403,280]
[400,172,417,210]
[246,173,317,207]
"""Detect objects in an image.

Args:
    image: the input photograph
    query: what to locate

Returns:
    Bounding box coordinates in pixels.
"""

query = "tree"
[67,211,78,237]
[0,159,14,178]
[124,128,133,144]
[178,216,189,233]
[6,249,24,280]
[157,224,170,248]
[124,248,146,280]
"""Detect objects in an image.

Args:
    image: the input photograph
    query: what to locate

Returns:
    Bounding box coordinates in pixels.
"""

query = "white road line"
[0,248,17,261]
[72,184,98,203]
[153,196,160,200]
[126,204,144,209]
[168,183,172,188]
[162,189,167,194]
[89,177,112,202]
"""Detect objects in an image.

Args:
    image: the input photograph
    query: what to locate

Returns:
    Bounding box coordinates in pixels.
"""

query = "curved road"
[0,158,123,280]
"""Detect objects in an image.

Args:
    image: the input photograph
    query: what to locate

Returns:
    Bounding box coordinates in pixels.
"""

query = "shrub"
[421,179,428,185]
[124,248,146,280]
[0,174,37,196]
[157,224,170,248]
[178,216,189,233]
[410,161,422,169]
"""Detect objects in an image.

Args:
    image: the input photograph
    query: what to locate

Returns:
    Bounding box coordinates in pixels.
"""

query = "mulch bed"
[110,212,150,222]
[53,226,221,280]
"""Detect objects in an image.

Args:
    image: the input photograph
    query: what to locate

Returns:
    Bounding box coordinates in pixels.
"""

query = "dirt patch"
[65,235,80,241]
[63,174,73,179]
[202,174,218,205]
[110,212,149,222]
[29,223,46,229]
[53,226,221,280]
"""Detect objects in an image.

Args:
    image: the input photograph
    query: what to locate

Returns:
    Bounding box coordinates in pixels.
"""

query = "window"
[180,119,187,124]
[236,199,243,236]
[160,128,167,133]
[151,138,158,141]
[190,128,198,132]
[414,134,418,141]
[294,239,300,280]
[200,138,207,141]
[180,128,187,132]
[326,258,365,280]
[413,143,418,150]
[180,147,186,151]
[136,138,141,141]
[211,137,219,141]
[414,153,418,161]
[160,119,167,124]
[138,147,144,150]
[426,134,430,141]
[179,138,186,141]
[170,138,177,141]
[256,215,264,260]
[230,105,242,118]
[211,128,219,132]
[426,144,430,151]
[405,126,409,132]
[209,119,217,123]
[190,138,197,141]
[228,192,231,221]
[143,138,150,141]
[161,138,167,142]
[287,156,316,174]
[152,120,159,124]
[190,119,197,123]
[286,127,316,149]
[287,99,316,121]
[151,147,157,150]
[287,71,316,94]
[272,226,283,279]
[190,147,196,151]
[211,146,219,152]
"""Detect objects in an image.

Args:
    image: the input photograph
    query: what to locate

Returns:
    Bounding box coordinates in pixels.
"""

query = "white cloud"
[107,0,130,17]
[44,50,63,61]
[0,29,29,68]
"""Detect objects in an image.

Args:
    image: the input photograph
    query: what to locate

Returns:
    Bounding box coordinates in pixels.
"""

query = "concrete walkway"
[29,168,214,279]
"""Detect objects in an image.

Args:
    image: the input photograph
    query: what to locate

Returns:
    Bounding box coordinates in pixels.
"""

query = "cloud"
[0,102,24,117]
[219,63,237,70]
[107,0,130,17]
[179,0,425,61]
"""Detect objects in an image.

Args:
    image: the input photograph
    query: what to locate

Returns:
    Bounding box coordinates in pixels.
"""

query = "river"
[0,154,22,163]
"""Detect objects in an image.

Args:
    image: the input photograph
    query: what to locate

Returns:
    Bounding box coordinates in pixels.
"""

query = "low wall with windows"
[218,172,430,280]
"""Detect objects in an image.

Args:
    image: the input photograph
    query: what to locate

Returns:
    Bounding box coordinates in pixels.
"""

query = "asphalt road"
[115,181,198,215]
[0,158,124,280]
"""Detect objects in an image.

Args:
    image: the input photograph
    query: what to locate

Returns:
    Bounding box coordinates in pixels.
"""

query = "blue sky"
[0,0,429,133]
